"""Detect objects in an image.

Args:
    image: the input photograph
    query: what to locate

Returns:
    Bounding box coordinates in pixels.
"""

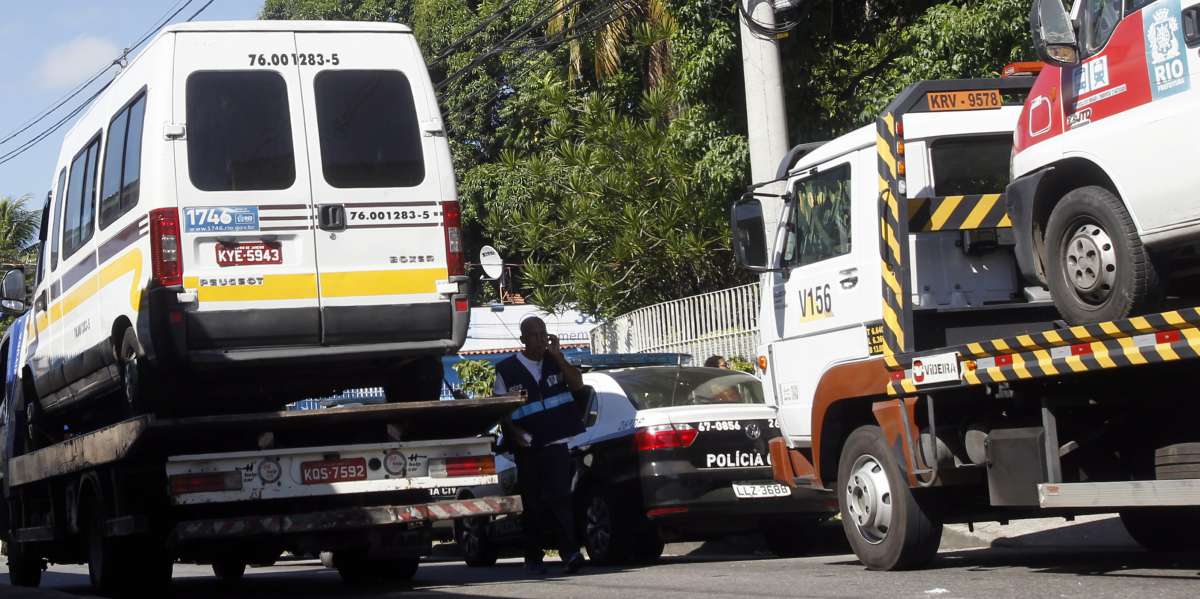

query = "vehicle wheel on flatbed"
[837,425,942,571]
[120,328,159,417]
[212,558,247,581]
[1044,186,1160,324]
[1120,508,1200,552]
[385,356,444,403]
[6,541,44,587]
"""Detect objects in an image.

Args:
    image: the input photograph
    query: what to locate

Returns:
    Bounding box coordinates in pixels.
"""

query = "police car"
[459,356,830,565]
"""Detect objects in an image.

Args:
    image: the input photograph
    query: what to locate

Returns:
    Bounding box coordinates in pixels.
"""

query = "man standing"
[495,316,587,575]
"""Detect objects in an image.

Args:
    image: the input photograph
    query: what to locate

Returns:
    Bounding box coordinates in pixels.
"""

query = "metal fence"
[590,283,760,363]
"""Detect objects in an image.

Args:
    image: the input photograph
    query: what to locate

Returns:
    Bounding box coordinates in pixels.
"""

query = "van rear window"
[186,71,296,191]
[314,70,425,188]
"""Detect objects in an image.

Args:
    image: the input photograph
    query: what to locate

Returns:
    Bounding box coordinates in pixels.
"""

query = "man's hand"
[547,334,563,358]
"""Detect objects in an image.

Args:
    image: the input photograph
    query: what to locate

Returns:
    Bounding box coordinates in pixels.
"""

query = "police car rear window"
[609,368,765,410]
[314,70,425,189]
[186,71,297,192]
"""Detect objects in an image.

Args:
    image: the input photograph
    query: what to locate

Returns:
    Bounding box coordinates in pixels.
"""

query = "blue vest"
[497,355,584,446]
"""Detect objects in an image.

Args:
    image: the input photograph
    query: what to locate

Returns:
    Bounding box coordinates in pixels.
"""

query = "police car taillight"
[635,424,698,451]
[442,200,464,277]
[149,208,183,287]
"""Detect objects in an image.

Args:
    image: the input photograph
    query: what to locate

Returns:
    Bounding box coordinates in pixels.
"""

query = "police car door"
[172,31,322,348]
[769,151,881,443]
[295,31,451,345]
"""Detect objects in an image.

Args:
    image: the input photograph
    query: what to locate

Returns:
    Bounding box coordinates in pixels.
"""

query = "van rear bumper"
[186,338,461,366]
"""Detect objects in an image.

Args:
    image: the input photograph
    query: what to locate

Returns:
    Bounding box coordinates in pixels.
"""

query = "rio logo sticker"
[183,206,261,233]
[1144,0,1190,99]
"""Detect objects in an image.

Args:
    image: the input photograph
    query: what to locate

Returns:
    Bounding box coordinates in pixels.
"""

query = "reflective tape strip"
[510,392,574,421]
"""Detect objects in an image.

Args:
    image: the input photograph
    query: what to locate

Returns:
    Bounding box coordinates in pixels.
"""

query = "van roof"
[161,20,413,34]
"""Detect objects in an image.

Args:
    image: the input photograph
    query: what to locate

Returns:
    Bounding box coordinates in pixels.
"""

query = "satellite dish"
[479,246,504,280]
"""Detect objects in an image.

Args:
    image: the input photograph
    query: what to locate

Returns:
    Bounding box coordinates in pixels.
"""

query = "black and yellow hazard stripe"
[959,308,1200,358]
[907,194,1012,232]
[877,111,907,369]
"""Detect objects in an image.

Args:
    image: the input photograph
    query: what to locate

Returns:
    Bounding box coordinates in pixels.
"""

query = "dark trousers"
[516,443,579,563]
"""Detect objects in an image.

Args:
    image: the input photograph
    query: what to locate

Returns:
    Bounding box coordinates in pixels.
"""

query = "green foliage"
[453,359,497,398]
[728,356,754,374]
[0,195,39,265]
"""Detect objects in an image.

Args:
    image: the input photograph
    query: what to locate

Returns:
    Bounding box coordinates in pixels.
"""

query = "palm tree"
[0,195,41,266]
[550,0,678,89]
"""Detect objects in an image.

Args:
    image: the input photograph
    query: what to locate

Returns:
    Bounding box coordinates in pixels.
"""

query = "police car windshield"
[608,367,764,409]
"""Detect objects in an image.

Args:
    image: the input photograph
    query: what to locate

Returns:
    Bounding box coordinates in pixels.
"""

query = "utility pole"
[738,0,791,250]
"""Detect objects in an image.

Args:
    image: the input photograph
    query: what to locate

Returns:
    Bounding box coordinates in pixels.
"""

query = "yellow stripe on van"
[184,274,318,302]
[98,249,144,312]
[319,268,446,298]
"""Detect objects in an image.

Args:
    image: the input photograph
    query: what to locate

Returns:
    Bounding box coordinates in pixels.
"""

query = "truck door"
[294,32,452,345]
[172,32,322,350]
[768,151,881,441]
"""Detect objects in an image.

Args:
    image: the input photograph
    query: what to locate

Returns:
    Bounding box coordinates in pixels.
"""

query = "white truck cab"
[17,21,468,426]
[1011,0,1200,323]
[737,80,1034,447]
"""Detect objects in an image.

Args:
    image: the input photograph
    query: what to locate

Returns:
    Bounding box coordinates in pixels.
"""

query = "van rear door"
[294,32,453,345]
[172,32,322,350]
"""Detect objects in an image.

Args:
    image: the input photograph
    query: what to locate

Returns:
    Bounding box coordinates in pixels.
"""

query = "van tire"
[119,328,158,417]
[1044,186,1160,324]
[837,425,942,571]
[385,356,443,403]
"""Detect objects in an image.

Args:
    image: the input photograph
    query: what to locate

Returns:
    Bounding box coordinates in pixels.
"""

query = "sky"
[0,0,260,207]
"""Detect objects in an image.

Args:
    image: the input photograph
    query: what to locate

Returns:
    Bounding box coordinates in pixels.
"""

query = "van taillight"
[442,200,464,277]
[149,208,183,287]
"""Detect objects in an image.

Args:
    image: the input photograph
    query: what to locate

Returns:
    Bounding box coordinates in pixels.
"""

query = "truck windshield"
[609,368,765,409]
[314,70,425,188]
[929,135,1012,196]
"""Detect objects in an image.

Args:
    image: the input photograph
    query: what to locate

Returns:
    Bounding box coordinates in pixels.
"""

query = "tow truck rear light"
[149,208,183,287]
[430,455,496,478]
[635,424,698,451]
[442,200,464,278]
[169,471,242,496]
[1002,62,1045,78]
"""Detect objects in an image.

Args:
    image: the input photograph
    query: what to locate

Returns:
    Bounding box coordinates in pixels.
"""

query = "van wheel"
[385,357,444,403]
[119,328,158,417]
[6,541,44,587]
[837,425,942,571]
[1045,186,1161,324]
[1120,508,1200,552]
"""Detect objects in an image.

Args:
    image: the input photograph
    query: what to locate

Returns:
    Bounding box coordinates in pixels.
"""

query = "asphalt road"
[3,518,1199,598]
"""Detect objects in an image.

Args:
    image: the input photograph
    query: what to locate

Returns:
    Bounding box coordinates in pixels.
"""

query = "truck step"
[1038,479,1200,508]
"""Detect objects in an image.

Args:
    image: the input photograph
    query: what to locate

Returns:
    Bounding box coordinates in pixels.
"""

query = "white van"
[16,21,468,424]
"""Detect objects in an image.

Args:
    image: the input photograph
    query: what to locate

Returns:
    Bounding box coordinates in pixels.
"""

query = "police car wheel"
[584,493,633,565]
[459,516,499,567]
[1045,186,1160,324]
[212,558,247,582]
[1120,508,1200,552]
[837,425,941,571]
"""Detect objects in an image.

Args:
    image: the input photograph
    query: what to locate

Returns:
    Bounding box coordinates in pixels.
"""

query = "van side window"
[314,70,425,188]
[34,198,50,286]
[186,71,296,191]
[50,168,66,271]
[100,92,147,229]
[929,135,1013,196]
[783,164,852,267]
[63,136,101,259]
[1082,0,1123,56]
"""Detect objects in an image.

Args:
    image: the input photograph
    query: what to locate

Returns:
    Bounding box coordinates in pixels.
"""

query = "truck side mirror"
[0,269,27,313]
[1031,0,1079,66]
[731,197,773,272]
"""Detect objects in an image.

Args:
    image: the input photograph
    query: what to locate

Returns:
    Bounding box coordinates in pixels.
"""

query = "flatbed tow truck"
[732,72,1200,570]
[1,313,521,594]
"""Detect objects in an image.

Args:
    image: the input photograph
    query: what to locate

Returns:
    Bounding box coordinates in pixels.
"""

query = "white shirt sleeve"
[493,373,507,396]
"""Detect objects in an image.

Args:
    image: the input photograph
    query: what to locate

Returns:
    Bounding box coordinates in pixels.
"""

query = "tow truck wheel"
[1119,508,1200,552]
[333,551,419,584]
[1045,186,1160,324]
[6,541,44,587]
[212,558,247,581]
[84,498,129,594]
[584,493,636,565]
[837,425,942,571]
